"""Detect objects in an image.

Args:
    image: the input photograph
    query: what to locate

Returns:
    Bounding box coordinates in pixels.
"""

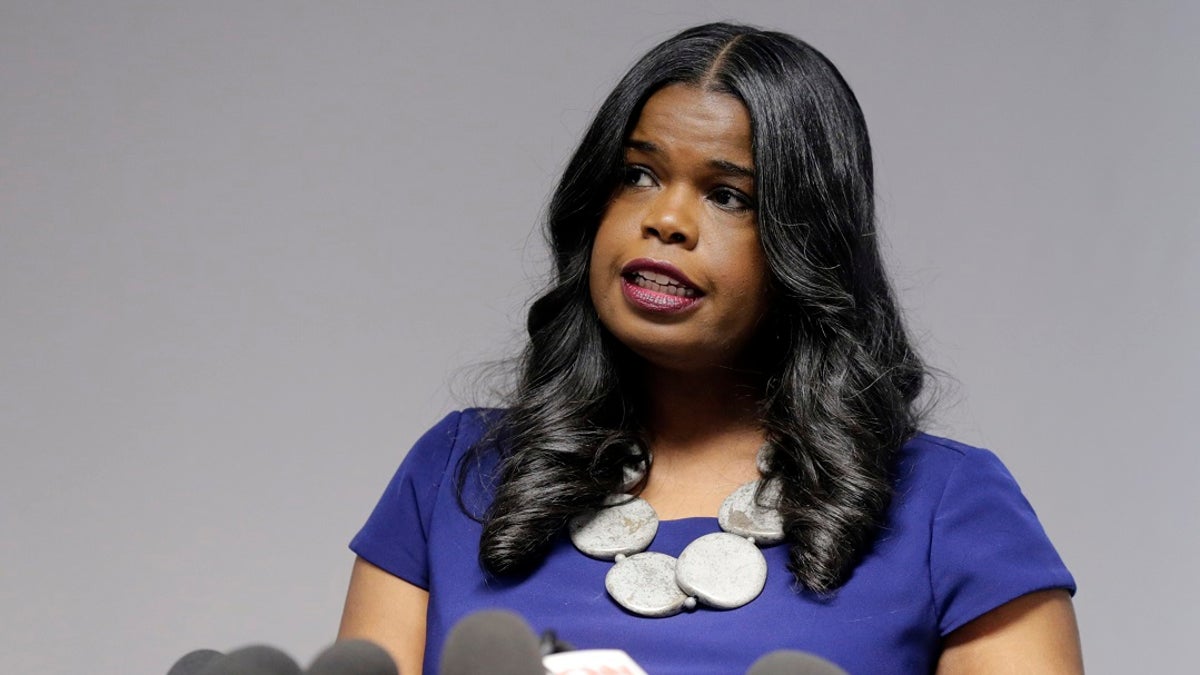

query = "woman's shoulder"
[894,431,1011,486]
[424,406,507,433]
[407,407,507,455]
[888,431,1040,520]
[891,434,1076,634]
[898,431,992,462]
[373,408,508,491]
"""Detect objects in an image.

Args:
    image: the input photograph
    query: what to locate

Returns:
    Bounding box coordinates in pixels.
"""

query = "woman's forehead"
[627,84,753,168]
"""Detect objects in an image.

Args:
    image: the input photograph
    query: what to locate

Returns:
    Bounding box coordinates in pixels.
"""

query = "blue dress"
[351,409,1075,674]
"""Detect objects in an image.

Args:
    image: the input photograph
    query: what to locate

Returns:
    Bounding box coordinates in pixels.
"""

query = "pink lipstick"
[619,258,703,314]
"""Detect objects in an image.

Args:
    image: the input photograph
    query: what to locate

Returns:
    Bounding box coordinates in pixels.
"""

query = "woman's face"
[588,84,770,373]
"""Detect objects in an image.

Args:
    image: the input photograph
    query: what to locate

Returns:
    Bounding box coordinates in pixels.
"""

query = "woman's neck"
[645,364,751,425]
[634,365,766,518]
[639,365,764,462]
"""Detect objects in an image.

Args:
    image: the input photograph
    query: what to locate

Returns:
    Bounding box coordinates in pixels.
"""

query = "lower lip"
[620,277,702,314]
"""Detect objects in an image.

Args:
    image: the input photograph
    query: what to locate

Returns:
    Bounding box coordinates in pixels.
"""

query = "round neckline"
[656,515,719,525]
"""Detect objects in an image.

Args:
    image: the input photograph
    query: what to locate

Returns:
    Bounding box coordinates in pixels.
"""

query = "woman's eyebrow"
[709,158,755,181]
[624,138,661,156]
[624,139,755,181]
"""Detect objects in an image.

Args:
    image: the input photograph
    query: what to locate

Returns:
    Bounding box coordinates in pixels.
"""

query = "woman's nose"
[640,190,698,248]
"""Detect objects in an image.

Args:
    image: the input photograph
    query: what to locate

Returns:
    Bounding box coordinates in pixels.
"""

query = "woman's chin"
[620,339,742,375]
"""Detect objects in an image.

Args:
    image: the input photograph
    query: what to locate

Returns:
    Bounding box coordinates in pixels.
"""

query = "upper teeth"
[632,270,697,297]
[637,270,681,286]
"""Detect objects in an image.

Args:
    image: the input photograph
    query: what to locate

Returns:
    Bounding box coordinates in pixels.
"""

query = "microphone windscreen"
[746,650,849,675]
[308,639,399,675]
[166,649,223,675]
[439,609,544,675]
[197,644,301,675]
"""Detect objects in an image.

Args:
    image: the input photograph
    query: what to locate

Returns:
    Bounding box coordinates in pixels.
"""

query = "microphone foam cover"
[308,639,399,675]
[167,649,223,675]
[440,609,544,675]
[746,650,850,675]
[197,644,301,675]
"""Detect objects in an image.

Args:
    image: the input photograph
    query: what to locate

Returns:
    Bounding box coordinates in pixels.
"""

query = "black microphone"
[439,609,545,675]
[537,630,574,657]
[166,649,223,675]
[746,650,849,675]
[308,639,399,675]
[196,645,302,675]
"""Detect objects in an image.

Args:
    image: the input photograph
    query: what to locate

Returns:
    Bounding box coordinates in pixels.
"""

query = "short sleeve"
[930,446,1076,635]
[349,410,463,590]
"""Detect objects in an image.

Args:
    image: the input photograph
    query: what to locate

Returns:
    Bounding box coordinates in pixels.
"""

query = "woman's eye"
[621,165,656,188]
[711,187,755,212]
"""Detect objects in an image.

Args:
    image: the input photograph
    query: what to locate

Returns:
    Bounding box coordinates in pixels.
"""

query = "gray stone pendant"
[718,479,785,545]
[605,552,696,617]
[620,456,649,492]
[568,494,658,560]
[571,444,784,617]
[675,532,768,609]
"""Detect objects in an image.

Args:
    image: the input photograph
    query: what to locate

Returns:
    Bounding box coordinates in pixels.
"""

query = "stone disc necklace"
[568,449,785,618]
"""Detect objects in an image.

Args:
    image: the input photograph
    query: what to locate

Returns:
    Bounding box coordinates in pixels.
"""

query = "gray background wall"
[2,1,1196,672]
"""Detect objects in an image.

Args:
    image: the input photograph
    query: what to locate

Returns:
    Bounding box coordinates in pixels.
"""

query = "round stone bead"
[718,479,785,545]
[756,445,773,475]
[568,494,658,560]
[605,552,690,617]
[619,460,648,493]
[675,532,767,609]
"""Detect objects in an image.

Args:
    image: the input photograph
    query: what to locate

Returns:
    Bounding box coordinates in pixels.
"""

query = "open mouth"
[618,259,703,313]
[624,269,700,298]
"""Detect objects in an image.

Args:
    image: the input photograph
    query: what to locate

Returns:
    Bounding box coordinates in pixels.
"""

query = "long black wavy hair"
[458,22,927,593]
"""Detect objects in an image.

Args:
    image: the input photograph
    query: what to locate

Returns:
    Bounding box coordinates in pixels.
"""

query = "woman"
[339,23,1082,674]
